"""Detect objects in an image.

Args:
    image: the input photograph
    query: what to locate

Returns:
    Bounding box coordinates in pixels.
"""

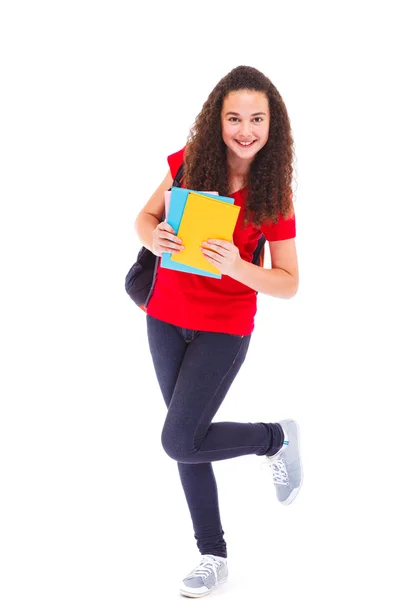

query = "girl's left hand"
[200,239,242,276]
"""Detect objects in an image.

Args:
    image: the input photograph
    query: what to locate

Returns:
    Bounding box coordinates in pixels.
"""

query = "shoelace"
[186,555,222,581]
[268,456,289,487]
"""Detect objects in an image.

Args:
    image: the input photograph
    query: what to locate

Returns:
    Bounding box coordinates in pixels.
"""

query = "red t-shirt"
[146,148,296,335]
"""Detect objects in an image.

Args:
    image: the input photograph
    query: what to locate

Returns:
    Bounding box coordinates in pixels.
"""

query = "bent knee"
[161,426,194,462]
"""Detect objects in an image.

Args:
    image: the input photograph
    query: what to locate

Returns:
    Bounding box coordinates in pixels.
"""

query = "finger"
[159,241,184,253]
[203,254,221,266]
[161,248,183,254]
[201,243,226,256]
[206,239,230,250]
[158,222,177,235]
[201,249,222,263]
[159,231,182,244]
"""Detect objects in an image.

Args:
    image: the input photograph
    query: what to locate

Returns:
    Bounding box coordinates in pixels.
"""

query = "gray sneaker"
[180,554,228,598]
[265,419,303,505]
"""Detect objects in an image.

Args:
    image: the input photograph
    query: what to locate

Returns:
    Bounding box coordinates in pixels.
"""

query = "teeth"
[238,141,253,146]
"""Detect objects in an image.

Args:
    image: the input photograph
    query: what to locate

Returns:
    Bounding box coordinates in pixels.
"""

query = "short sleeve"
[167,147,186,179]
[261,212,296,241]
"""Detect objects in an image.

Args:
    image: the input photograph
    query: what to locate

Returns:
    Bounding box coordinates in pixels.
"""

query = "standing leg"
[146,315,228,557]
[178,462,227,557]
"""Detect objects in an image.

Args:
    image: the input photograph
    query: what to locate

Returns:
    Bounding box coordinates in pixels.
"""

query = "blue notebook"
[161,187,234,278]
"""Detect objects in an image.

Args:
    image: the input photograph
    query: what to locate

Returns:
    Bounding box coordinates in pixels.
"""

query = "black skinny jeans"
[146,314,284,557]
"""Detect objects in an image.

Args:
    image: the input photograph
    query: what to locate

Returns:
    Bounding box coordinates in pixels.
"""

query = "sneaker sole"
[180,576,228,598]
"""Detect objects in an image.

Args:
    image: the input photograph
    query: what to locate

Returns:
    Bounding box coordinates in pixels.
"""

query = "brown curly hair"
[184,65,296,227]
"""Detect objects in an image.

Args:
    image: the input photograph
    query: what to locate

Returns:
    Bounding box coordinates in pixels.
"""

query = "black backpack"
[125,164,266,309]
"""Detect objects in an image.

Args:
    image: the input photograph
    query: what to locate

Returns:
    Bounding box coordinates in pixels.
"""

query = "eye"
[228,117,239,122]
[253,117,263,123]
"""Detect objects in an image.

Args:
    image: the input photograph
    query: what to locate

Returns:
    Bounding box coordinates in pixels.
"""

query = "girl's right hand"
[152,221,184,257]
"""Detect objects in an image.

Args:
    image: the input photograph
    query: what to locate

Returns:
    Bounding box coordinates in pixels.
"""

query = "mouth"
[235,140,257,148]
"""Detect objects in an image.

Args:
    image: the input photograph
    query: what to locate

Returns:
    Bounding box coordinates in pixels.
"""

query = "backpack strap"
[252,234,266,267]
[173,163,184,186]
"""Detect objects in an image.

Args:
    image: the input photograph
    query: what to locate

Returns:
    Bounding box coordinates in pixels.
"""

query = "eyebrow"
[225,111,267,116]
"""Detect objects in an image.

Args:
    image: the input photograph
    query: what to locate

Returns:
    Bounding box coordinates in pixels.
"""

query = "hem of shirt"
[146,307,254,337]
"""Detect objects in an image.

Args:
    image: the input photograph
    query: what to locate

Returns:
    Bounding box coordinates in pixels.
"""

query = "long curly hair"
[184,65,296,227]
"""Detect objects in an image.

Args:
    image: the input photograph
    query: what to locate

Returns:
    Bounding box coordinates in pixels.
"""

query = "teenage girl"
[134,65,303,598]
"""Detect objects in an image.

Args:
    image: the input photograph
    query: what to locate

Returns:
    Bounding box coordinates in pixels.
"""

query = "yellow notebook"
[171,192,240,275]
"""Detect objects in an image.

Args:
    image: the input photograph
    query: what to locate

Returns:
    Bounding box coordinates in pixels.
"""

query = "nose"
[239,120,252,138]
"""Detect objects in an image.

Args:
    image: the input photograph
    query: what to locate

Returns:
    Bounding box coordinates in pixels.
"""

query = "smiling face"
[220,89,270,164]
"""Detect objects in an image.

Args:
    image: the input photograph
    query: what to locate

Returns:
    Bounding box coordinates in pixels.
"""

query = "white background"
[1,1,399,599]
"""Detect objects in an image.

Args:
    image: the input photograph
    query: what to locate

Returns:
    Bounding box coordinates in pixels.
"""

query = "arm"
[232,238,299,299]
[133,170,184,258]
[201,237,299,299]
[134,171,173,251]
